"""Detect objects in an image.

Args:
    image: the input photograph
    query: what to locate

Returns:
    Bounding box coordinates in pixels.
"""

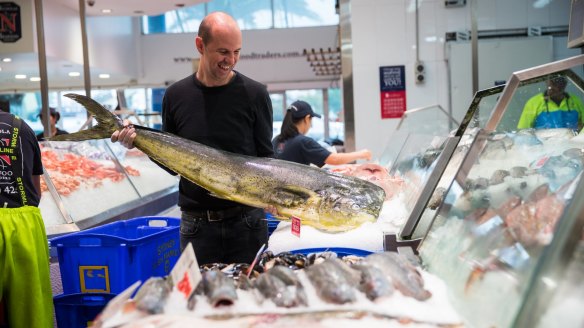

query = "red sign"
[379,66,406,119]
[291,216,301,237]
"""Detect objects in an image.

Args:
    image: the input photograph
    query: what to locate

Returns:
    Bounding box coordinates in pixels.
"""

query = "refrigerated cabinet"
[39,139,179,236]
[410,54,584,327]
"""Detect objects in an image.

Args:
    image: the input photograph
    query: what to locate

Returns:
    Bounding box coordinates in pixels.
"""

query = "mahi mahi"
[49,93,386,232]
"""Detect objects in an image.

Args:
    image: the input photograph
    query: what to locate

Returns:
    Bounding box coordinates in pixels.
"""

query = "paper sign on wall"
[379,66,406,119]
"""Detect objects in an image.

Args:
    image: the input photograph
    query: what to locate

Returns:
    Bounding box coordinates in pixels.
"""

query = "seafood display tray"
[94,251,463,328]
[39,140,179,236]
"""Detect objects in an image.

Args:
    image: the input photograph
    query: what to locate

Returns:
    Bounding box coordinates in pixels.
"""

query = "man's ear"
[195,37,204,54]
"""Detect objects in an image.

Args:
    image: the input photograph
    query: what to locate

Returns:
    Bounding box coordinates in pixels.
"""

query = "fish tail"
[48,93,123,141]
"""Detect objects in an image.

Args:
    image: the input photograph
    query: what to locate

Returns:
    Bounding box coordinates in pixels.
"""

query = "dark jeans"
[180,208,268,265]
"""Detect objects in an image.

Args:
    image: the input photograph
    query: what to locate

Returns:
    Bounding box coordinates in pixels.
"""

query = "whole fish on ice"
[49,94,385,232]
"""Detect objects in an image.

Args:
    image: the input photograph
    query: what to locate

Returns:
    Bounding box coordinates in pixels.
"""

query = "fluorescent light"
[30,77,41,81]
[15,74,27,79]
[2,58,11,62]
[102,9,112,13]
[68,71,81,77]
[99,73,110,79]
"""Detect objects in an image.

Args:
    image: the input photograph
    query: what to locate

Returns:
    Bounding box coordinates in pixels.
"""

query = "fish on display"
[253,266,308,308]
[133,277,172,314]
[200,269,238,307]
[351,263,394,301]
[364,252,432,301]
[49,94,386,233]
[305,258,361,304]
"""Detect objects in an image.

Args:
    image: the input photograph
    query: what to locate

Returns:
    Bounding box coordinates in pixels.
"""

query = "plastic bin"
[53,293,116,328]
[50,216,180,294]
[266,213,280,237]
[290,247,373,257]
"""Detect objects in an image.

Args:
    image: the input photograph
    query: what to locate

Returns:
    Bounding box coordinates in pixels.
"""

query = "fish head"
[311,181,385,231]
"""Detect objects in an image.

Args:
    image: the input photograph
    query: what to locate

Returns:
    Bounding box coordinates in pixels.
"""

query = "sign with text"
[379,65,406,119]
[0,2,21,43]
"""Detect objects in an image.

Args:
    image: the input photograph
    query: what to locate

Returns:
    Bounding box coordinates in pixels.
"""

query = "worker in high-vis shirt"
[517,76,584,132]
[0,107,54,328]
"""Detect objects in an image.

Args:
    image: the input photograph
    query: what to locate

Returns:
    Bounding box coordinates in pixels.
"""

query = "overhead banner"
[379,65,406,119]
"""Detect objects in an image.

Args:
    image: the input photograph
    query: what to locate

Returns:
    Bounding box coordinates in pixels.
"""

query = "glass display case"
[397,85,506,241]
[416,54,584,327]
[378,85,505,251]
[39,139,179,236]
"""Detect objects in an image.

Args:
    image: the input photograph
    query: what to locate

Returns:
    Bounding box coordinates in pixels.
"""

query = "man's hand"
[111,119,137,149]
[264,205,280,217]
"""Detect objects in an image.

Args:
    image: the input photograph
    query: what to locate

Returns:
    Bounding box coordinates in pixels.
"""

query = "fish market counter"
[92,249,464,328]
[39,140,179,236]
[270,55,584,327]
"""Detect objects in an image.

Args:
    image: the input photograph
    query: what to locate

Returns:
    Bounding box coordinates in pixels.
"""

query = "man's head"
[195,12,242,86]
[0,100,9,113]
[39,107,60,126]
[546,76,568,101]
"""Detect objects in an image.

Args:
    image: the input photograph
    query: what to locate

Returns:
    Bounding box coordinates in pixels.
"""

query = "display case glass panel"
[397,86,505,240]
[418,54,584,328]
[39,139,179,235]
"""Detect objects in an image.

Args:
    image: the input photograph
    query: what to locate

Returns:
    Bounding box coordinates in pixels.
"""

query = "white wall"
[348,0,575,158]
[86,16,139,79]
[43,0,83,64]
[139,26,340,90]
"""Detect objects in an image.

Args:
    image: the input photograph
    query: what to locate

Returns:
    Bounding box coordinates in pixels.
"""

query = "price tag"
[291,216,301,237]
[169,243,201,300]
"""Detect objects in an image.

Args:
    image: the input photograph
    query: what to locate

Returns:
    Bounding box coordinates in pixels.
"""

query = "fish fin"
[48,93,123,141]
[208,191,229,200]
[277,185,317,199]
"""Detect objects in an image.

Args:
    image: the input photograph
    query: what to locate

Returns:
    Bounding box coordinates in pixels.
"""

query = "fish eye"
[351,203,361,210]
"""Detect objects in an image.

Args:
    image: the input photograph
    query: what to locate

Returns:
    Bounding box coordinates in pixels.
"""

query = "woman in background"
[273,100,371,167]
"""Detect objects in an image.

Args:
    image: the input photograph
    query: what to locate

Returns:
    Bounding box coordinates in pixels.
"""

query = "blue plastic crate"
[53,293,116,328]
[290,247,373,258]
[266,213,280,237]
[50,216,180,294]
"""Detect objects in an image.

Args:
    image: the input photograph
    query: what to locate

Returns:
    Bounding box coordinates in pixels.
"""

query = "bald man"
[112,12,274,265]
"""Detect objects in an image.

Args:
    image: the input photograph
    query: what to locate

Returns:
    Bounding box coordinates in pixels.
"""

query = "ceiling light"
[15,74,27,79]
[99,73,110,79]
[101,9,112,13]
[30,77,41,81]
[2,58,11,62]
[68,72,81,77]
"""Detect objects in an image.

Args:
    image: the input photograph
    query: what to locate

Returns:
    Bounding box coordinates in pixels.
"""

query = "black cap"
[287,100,321,119]
[38,107,60,121]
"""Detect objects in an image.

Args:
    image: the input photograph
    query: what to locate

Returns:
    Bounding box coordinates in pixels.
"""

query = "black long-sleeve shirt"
[161,71,274,211]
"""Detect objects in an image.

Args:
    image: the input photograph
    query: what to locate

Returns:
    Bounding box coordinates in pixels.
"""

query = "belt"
[184,206,254,222]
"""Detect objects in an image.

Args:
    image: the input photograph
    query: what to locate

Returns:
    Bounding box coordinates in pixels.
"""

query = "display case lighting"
[30,77,41,81]
[2,58,11,62]
[99,73,110,79]
[102,9,112,13]
[15,74,26,79]
[69,72,81,77]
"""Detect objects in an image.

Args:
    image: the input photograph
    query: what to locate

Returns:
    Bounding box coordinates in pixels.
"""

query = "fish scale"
[50,93,386,233]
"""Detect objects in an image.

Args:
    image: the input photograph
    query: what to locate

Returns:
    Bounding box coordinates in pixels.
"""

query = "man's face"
[197,26,242,86]
[547,80,566,99]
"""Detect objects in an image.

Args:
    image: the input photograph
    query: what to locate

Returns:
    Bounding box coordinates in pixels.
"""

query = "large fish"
[49,94,385,232]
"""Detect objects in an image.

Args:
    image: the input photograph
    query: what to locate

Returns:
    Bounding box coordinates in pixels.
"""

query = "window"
[142,0,338,34]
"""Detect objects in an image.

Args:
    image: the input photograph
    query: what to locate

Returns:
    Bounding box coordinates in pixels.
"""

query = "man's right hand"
[111,119,136,149]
